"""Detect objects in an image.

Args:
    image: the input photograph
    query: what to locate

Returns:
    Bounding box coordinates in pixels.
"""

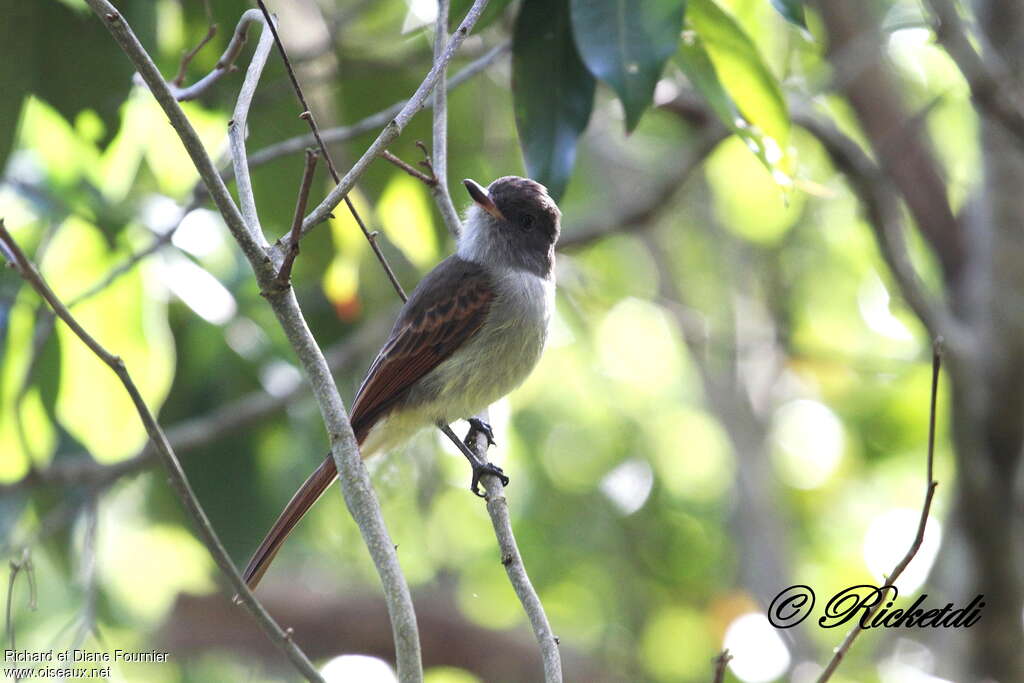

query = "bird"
[242,176,561,589]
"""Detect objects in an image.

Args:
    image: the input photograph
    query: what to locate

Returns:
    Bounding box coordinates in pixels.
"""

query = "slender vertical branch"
[923,0,1024,149]
[275,148,319,288]
[430,0,463,236]
[82,3,424,680]
[469,416,564,682]
[0,222,325,683]
[5,548,35,659]
[712,650,732,683]
[816,341,943,682]
[223,10,423,680]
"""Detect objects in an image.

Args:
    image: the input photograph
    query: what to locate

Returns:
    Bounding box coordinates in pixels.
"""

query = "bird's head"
[460,176,561,277]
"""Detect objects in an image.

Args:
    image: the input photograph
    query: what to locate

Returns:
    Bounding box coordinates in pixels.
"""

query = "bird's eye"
[522,215,535,231]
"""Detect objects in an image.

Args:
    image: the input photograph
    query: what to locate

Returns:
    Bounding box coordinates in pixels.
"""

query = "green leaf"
[449,0,514,32]
[683,0,792,183]
[770,0,807,29]
[0,0,32,173]
[32,1,136,146]
[570,0,686,132]
[513,0,596,200]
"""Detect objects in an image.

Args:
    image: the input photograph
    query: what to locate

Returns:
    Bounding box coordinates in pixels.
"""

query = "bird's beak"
[463,179,505,220]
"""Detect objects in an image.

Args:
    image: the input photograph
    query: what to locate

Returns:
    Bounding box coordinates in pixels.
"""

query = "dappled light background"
[1,0,996,681]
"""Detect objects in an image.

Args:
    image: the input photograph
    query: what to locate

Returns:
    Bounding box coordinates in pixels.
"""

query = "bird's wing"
[349,256,494,441]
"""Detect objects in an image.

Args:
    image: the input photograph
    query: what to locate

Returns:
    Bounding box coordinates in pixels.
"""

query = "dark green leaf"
[513,0,596,200]
[32,1,136,146]
[770,0,806,29]
[0,0,32,173]
[35,316,61,422]
[449,0,515,32]
[570,0,686,131]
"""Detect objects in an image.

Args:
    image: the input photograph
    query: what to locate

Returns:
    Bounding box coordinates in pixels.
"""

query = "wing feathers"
[349,256,493,442]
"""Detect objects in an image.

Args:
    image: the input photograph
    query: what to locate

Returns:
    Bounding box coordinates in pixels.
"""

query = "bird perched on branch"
[243,176,561,589]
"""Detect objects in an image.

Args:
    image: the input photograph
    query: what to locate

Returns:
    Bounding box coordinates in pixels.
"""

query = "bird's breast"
[404,268,554,421]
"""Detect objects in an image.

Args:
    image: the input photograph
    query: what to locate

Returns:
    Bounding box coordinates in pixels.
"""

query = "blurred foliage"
[0,0,968,682]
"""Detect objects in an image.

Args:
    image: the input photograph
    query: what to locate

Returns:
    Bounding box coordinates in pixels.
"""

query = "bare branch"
[6,548,35,662]
[289,0,493,245]
[0,320,386,501]
[787,103,972,358]
[816,0,965,283]
[429,0,463,236]
[167,10,264,102]
[468,413,564,682]
[254,0,407,300]
[275,148,319,289]
[660,89,972,358]
[84,3,424,678]
[0,221,324,682]
[924,0,1024,149]
[712,650,732,683]
[173,24,218,87]
[243,41,509,172]
[380,149,438,185]
[222,9,422,678]
[816,341,943,682]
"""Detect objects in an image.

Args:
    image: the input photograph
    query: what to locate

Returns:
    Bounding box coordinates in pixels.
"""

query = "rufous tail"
[242,456,338,589]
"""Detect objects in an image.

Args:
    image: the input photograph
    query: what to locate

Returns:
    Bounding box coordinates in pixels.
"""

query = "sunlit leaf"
[42,216,175,463]
[770,0,806,29]
[685,0,793,183]
[513,0,595,200]
[569,0,686,131]
[378,174,438,268]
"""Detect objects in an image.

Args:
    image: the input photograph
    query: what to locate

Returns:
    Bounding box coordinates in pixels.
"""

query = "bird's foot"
[470,461,509,498]
[466,417,496,447]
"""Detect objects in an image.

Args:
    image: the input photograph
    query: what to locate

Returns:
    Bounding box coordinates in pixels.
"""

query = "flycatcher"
[243,176,561,589]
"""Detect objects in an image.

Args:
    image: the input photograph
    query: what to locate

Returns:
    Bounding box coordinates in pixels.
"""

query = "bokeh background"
[2,0,1021,681]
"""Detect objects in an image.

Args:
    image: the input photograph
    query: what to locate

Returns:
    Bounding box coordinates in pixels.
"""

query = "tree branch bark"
[0,221,324,683]
[82,3,424,679]
[814,0,966,284]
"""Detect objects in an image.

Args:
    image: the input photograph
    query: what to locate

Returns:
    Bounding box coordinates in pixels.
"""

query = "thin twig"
[290,0,492,244]
[0,220,325,683]
[220,9,422,679]
[712,649,732,683]
[242,41,509,173]
[0,318,386,502]
[166,10,266,102]
[275,148,319,288]
[380,149,438,185]
[816,340,943,682]
[816,0,964,282]
[785,103,971,359]
[429,0,463,236]
[5,549,35,656]
[465,413,564,682]
[173,24,218,86]
[924,0,1024,150]
[254,0,407,300]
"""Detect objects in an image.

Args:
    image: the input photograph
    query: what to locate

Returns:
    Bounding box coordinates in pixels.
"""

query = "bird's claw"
[470,462,509,497]
[466,417,496,447]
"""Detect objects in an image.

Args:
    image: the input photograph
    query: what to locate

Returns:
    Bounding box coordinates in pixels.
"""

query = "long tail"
[242,456,338,589]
